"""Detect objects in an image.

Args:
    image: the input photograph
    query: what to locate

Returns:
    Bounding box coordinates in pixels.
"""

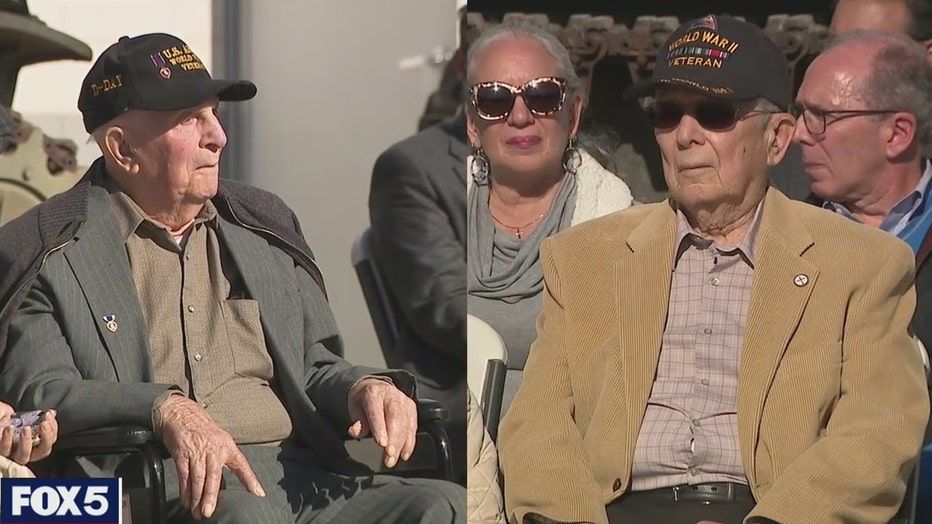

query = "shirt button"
[709,277,720,287]
[185,253,191,261]
[703,328,713,335]
[692,419,701,427]
[187,305,195,313]
[701,379,710,386]
[194,354,202,362]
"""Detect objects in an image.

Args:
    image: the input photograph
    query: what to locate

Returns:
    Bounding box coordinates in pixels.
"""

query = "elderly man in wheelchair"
[0,32,463,524]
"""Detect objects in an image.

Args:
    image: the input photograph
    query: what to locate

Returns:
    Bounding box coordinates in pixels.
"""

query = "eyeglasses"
[789,103,901,136]
[646,100,776,131]
[469,76,567,121]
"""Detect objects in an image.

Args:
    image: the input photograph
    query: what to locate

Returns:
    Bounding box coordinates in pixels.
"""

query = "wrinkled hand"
[0,403,58,464]
[346,378,417,468]
[159,396,265,519]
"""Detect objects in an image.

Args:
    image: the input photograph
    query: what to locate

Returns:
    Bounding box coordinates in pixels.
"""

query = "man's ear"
[102,126,137,173]
[883,111,918,160]
[766,113,797,167]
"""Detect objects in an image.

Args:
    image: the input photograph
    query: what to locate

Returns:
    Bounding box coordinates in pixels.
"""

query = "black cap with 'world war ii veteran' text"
[78,33,257,133]
[623,14,791,110]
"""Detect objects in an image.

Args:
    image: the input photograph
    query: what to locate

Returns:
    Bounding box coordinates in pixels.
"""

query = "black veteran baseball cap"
[624,14,791,110]
[78,33,257,132]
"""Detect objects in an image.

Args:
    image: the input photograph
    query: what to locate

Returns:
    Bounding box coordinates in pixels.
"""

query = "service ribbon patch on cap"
[150,52,171,79]
[689,14,718,31]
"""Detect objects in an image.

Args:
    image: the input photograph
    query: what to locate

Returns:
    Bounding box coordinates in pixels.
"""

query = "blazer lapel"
[738,190,819,480]
[64,191,150,382]
[617,203,677,463]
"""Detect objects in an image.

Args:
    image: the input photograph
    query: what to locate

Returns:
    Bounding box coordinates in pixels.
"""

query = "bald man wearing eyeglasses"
[793,29,932,523]
[795,29,932,355]
[498,14,928,524]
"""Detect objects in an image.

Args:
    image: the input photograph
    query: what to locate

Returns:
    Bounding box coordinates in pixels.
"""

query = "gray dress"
[467,173,577,414]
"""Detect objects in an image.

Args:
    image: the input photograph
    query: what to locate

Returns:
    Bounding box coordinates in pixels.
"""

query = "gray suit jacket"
[0,181,411,472]
[369,113,467,391]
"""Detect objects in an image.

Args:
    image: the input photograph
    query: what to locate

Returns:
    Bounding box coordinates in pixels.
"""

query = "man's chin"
[184,187,219,205]
[201,189,219,202]
[808,181,838,202]
[194,174,220,198]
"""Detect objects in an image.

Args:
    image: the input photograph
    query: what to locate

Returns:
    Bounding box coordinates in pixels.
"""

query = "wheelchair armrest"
[52,426,167,524]
[416,398,448,424]
[55,426,156,452]
[414,398,453,481]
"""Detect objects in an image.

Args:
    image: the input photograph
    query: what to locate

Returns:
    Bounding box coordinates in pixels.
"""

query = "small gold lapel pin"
[103,314,118,333]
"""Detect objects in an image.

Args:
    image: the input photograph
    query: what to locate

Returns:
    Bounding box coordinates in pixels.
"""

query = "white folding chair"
[915,336,930,379]
[467,314,507,441]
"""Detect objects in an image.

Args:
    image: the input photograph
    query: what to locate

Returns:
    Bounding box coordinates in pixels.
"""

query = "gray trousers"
[163,444,465,524]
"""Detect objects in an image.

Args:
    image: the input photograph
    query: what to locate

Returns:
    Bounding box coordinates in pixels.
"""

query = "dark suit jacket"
[913,231,932,352]
[0,164,412,473]
[368,113,467,393]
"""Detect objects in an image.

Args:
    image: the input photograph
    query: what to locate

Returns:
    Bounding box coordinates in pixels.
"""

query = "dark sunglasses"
[646,100,775,131]
[469,76,567,121]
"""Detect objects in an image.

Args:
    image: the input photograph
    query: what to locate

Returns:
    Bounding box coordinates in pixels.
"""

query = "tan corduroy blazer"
[499,188,930,524]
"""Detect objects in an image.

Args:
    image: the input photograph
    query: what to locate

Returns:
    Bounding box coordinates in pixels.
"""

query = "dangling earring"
[470,146,491,185]
[562,136,582,175]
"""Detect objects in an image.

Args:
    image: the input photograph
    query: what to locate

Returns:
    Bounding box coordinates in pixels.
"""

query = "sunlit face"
[653,87,776,211]
[793,48,890,203]
[466,36,583,180]
[830,0,910,35]
[123,98,227,207]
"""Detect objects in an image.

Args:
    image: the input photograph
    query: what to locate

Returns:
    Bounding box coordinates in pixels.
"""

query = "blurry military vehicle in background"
[0,0,91,225]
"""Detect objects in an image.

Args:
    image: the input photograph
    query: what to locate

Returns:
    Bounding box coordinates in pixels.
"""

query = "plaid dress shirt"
[630,203,762,490]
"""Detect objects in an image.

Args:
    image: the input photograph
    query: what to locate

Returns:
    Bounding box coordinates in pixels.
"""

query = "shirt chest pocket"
[219,299,275,382]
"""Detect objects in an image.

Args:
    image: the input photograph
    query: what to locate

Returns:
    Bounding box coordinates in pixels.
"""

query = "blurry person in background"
[368,0,470,484]
[830,0,932,54]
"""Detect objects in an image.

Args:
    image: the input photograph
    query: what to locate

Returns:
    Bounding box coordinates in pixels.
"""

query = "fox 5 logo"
[0,478,122,523]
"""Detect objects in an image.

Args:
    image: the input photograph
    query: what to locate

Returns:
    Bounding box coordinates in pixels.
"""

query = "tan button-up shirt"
[630,203,761,490]
[108,189,293,445]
